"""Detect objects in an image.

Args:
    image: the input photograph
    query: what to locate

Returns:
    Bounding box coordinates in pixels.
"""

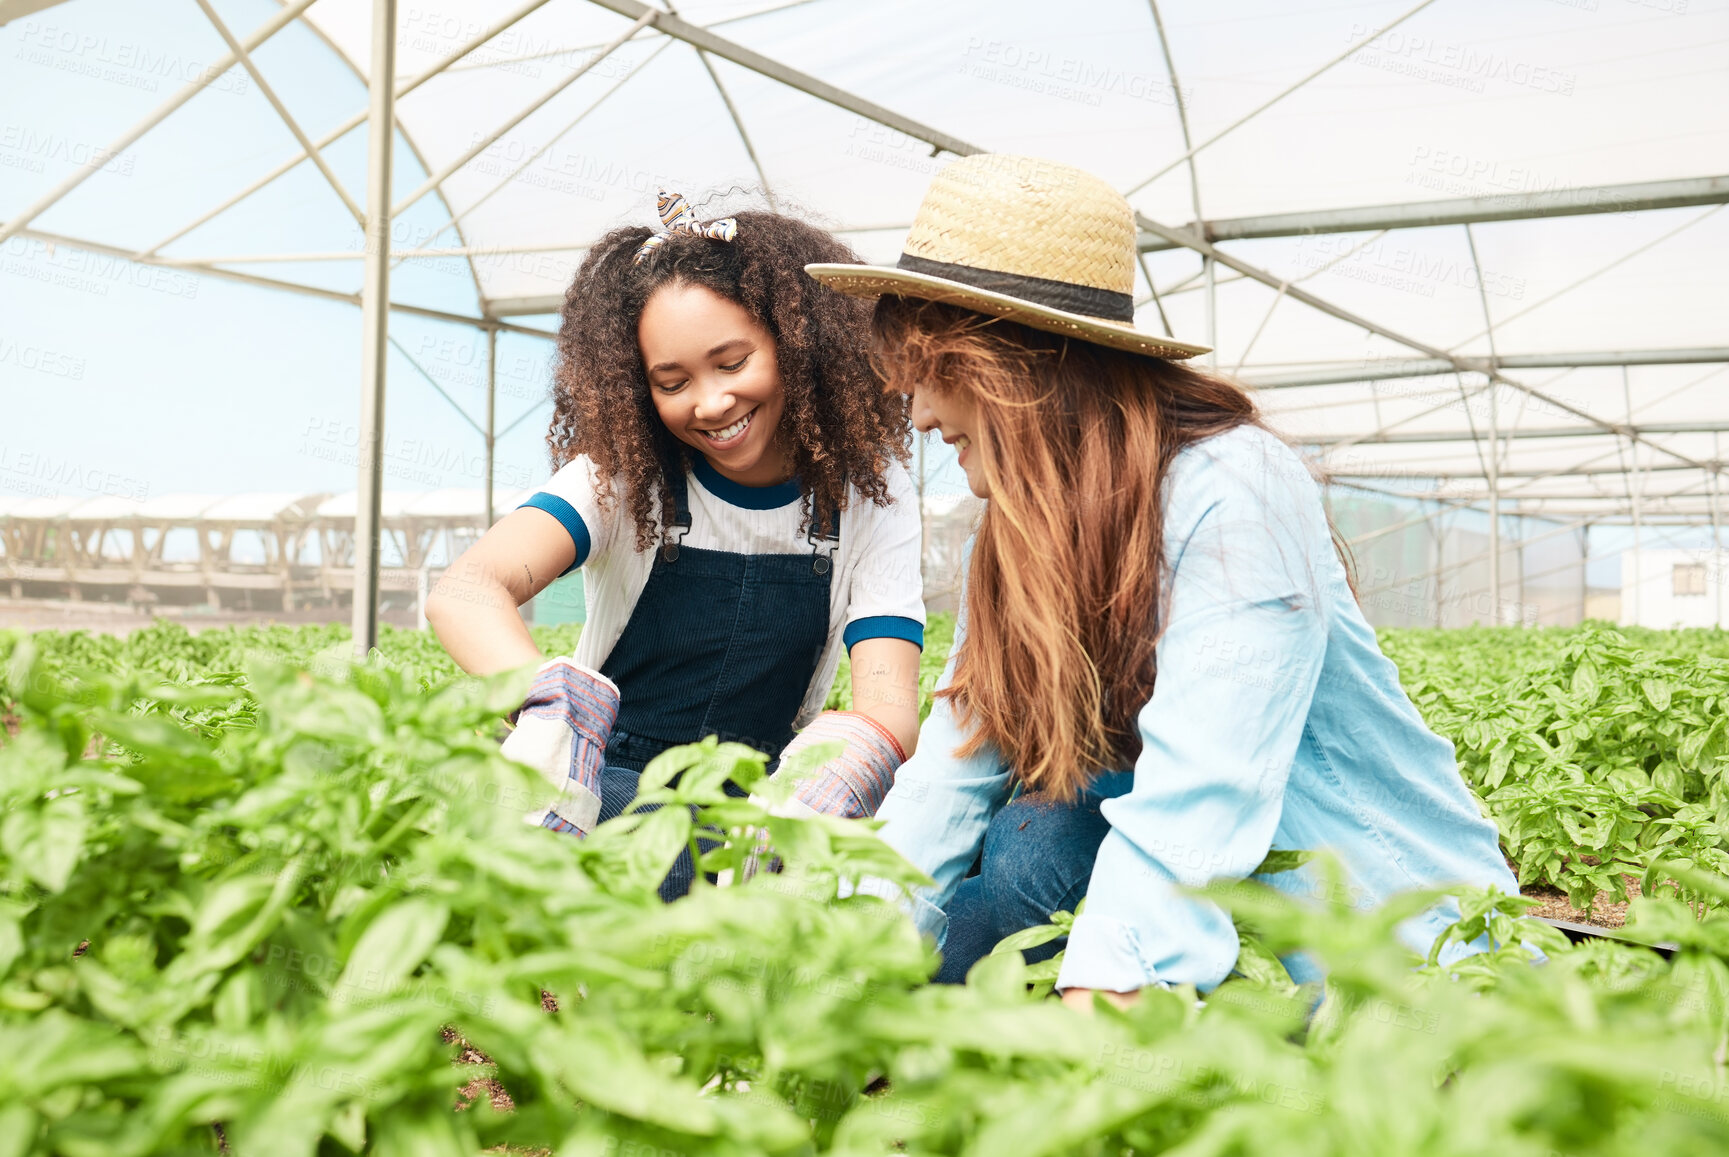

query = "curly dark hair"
[547,207,910,552]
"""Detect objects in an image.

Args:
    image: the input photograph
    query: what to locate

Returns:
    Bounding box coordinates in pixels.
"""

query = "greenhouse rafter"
[3,0,1724,634]
[1139,211,1726,476]
[1313,420,1729,446]
[132,0,561,260]
[0,0,322,247]
[0,225,554,336]
[1138,175,1729,250]
[1247,348,1729,390]
[192,0,365,225]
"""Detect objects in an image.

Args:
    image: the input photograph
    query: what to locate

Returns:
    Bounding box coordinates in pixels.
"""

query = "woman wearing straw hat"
[806,154,1519,1007]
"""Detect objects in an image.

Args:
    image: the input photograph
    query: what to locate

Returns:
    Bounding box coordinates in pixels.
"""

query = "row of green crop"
[10,615,1729,916]
[4,609,961,721]
[12,614,1729,912]
[1384,624,1729,912]
[5,628,1729,1155]
[0,618,582,696]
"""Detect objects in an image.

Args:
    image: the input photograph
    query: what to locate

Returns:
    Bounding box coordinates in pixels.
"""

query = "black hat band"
[895,253,1135,323]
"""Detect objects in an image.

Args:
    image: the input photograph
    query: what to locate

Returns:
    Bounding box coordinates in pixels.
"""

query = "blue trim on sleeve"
[690,453,803,510]
[844,615,924,652]
[518,492,591,575]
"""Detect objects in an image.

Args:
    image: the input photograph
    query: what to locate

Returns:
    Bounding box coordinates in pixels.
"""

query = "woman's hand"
[1060,987,1141,1013]
[507,658,620,837]
[773,710,907,818]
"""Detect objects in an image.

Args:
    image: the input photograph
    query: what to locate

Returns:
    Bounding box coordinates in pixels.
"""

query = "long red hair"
[872,298,1261,799]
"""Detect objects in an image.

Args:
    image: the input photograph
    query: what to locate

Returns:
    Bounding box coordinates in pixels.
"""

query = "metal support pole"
[916,430,925,504]
[1486,380,1501,625]
[915,430,927,578]
[352,0,397,657]
[1712,432,1723,628]
[1579,524,1590,625]
[1431,507,1445,626]
[1629,447,1645,626]
[1463,224,1506,627]
[1624,367,1642,627]
[1514,512,1526,625]
[485,328,498,528]
[1204,255,1217,369]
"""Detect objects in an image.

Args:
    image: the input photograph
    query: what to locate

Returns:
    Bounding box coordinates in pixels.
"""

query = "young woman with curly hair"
[428,193,925,899]
[809,155,1519,1006]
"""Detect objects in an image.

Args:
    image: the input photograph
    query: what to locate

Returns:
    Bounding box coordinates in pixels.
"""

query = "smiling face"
[638,281,790,486]
[908,380,989,499]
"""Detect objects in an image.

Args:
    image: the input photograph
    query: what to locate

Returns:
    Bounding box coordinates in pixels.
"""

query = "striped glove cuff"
[780,710,908,819]
[503,657,620,837]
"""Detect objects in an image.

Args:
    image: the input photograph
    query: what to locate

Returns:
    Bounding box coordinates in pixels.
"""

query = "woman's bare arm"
[424,508,577,675]
[847,637,922,758]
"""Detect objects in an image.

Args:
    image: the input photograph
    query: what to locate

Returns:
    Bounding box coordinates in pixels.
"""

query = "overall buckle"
[806,503,840,575]
[661,510,693,563]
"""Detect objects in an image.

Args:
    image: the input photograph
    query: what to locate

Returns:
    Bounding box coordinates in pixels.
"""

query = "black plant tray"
[1533,915,1677,959]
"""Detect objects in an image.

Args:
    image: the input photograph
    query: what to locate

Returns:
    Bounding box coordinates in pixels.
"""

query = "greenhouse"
[2,1,1729,1153]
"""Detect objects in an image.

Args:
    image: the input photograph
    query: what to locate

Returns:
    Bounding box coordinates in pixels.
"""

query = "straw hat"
[806,153,1209,360]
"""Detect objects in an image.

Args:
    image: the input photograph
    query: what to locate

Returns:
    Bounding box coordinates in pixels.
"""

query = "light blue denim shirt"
[871,425,1518,993]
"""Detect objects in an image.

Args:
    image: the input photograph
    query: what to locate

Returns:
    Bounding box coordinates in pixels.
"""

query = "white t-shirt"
[521,453,925,726]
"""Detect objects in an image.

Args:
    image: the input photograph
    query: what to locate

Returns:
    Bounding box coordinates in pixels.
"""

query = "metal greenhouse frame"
[2,0,1724,645]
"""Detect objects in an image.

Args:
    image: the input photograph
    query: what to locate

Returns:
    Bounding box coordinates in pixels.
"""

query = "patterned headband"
[632,190,737,264]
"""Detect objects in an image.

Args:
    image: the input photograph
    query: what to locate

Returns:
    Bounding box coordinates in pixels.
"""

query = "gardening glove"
[769,710,908,820]
[504,657,620,838]
[724,711,909,885]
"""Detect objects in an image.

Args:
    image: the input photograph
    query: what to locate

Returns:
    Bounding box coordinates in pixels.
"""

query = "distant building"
[2,489,986,631]
[1620,549,1728,629]
[920,492,983,616]
[0,490,522,628]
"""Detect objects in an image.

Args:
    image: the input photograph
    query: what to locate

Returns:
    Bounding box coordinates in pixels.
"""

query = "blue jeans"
[935,770,1135,984]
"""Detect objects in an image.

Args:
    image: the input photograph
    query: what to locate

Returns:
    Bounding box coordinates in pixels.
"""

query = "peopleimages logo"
[13,20,253,95]
[0,335,86,381]
[0,236,201,301]
[299,416,540,491]
[0,125,134,176]
[958,38,1193,108]
[1294,234,1528,301]
[0,443,151,501]
[1344,24,1577,96]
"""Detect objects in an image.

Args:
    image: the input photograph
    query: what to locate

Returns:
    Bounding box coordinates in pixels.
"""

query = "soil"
[443,994,562,1119]
[1520,875,1643,930]
[442,1026,515,1114]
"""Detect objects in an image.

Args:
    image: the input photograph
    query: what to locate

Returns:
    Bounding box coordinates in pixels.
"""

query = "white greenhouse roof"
[136,494,226,521]
[313,488,527,519]
[0,496,91,520]
[1,0,1725,522]
[397,487,533,517]
[63,496,150,520]
[199,492,327,521]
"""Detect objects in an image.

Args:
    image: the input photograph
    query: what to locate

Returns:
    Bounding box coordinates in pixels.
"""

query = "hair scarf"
[633,189,737,263]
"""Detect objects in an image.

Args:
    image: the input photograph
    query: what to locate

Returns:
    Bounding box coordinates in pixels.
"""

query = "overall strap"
[660,458,694,562]
[805,476,843,575]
